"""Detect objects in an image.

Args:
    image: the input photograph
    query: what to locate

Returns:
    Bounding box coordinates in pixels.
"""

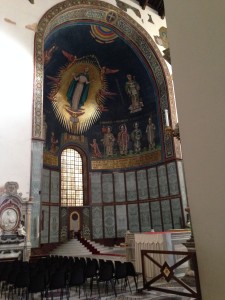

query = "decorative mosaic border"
[33,0,175,158]
[91,150,161,170]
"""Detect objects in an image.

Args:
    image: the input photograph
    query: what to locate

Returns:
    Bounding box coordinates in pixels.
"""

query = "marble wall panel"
[49,206,59,243]
[161,199,173,230]
[114,172,126,202]
[126,172,137,201]
[90,173,102,203]
[104,206,115,238]
[171,198,182,228]
[102,174,114,203]
[167,162,179,195]
[42,169,50,202]
[147,167,159,198]
[82,207,91,239]
[140,202,152,232]
[92,206,103,239]
[137,170,148,200]
[60,207,68,242]
[116,205,127,237]
[128,204,139,232]
[41,205,49,244]
[50,171,59,203]
[158,165,169,197]
[151,201,162,231]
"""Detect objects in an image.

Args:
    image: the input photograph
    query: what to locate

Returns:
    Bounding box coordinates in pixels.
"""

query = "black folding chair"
[28,269,48,300]
[114,261,131,293]
[47,266,68,300]
[85,259,98,296]
[97,261,117,297]
[125,261,142,292]
[68,263,86,298]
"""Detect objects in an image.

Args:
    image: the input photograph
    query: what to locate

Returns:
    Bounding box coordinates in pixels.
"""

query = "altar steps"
[50,238,92,257]
[50,237,126,261]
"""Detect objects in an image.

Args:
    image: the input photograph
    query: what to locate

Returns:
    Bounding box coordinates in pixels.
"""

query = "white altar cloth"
[134,232,171,278]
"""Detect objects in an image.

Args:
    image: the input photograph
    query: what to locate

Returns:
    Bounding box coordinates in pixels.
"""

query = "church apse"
[43,20,166,170]
[34,1,185,245]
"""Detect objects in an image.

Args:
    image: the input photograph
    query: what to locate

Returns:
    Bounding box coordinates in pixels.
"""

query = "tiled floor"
[7,276,195,300]
[0,277,196,300]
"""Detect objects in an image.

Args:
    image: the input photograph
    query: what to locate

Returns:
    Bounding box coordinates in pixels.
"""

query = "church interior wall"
[0,0,186,252]
[1,1,185,264]
[34,0,183,247]
[0,0,183,248]
[1,0,225,297]
[41,159,187,246]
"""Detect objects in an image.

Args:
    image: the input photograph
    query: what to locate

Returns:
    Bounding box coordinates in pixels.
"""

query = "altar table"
[126,230,191,278]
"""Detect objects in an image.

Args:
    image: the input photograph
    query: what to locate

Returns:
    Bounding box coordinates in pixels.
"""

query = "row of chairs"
[0,255,141,300]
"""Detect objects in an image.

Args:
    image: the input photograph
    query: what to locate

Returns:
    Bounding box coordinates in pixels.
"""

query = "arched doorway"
[70,211,80,238]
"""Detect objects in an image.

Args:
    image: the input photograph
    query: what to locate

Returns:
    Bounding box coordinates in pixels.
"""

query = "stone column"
[23,198,33,261]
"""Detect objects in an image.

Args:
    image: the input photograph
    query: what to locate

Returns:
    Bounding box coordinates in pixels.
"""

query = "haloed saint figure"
[48,54,118,134]
[66,67,90,112]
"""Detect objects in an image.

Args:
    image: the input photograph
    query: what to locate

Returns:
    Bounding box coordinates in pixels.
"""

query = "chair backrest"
[125,261,137,276]
[66,257,75,273]
[0,261,14,281]
[69,264,85,286]
[85,259,98,278]
[106,260,115,274]
[114,262,127,279]
[15,263,30,288]
[91,258,99,270]
[98,259,105,269]
[29,270,47,293]
[79,257,87,269]
[7,261,21,284]
[74,257,85,270]
[98,261,114,282]
[49,267,67,290]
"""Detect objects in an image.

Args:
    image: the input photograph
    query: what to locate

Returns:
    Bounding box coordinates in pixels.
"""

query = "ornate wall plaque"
[0,205,20,233]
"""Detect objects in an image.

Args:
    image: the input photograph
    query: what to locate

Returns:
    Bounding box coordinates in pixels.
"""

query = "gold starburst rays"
[50,55,107,135]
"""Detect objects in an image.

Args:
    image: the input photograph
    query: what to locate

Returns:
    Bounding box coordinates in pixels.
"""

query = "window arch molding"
[60,143,89,206]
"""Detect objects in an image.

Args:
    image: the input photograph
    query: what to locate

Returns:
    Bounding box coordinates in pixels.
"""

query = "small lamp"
[164,109,180,141]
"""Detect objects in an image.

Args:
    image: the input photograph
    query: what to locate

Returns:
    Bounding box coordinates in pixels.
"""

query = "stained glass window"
[61,148,83,206]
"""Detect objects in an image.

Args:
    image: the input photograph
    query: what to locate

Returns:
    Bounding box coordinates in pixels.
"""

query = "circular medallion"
[0,207,19,232]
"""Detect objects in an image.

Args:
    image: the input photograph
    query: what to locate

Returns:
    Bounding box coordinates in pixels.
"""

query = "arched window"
[61,148,83,207]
